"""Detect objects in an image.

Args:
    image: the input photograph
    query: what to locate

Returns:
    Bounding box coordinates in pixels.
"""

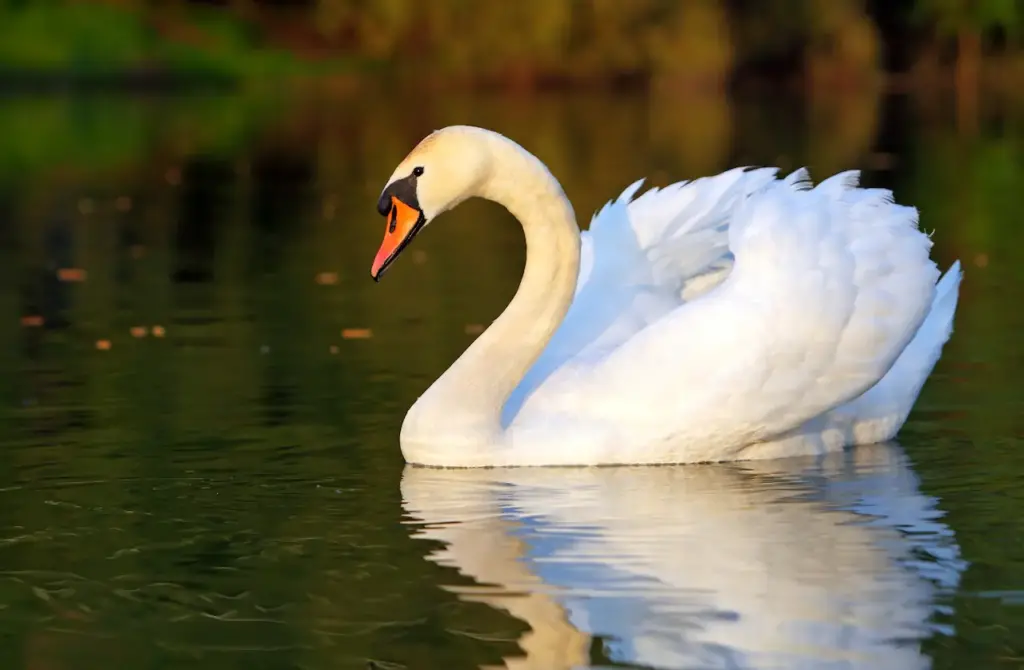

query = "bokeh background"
[0,2,1023,669]
[0,1,1021,92]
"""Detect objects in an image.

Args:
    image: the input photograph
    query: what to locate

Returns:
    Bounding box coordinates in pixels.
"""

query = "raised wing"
[502,167,780,426]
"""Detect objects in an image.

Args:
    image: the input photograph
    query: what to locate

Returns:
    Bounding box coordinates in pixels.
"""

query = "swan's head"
[370,126,491,280]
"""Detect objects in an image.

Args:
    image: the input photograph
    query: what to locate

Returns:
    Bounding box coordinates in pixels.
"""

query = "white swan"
[402,443,966,669]
[370,126,962,467]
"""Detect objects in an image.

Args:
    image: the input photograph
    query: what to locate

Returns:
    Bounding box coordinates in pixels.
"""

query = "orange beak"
[371,196,425,281]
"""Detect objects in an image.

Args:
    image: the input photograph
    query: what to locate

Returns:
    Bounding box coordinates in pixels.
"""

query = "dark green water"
[0,88,1021,669]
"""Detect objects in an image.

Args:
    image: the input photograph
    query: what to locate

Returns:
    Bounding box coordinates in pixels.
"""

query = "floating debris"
[57,268,87,282]
[315,272,339,285]
[130,326,147,338]
[96,339,112,351]
[341,328,373,340]
[151,325,166,338]
[329,345,339,354]
[20,315,44,327]
[464,323,485,335]
[412,250,428,264]
[975,253,989,268]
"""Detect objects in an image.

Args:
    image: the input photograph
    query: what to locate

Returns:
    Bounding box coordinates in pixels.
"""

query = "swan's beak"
[371,196,426,281]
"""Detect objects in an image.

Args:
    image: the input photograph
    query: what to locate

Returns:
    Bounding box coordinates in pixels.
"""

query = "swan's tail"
[845,259,963,444]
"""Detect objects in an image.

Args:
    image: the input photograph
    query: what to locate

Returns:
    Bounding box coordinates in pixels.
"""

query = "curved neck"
[403,134,580,451]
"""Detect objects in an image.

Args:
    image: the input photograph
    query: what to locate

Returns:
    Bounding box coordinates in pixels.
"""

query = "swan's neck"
[402,136,580,457]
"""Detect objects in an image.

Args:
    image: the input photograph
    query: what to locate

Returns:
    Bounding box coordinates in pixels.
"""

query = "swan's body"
[371,126,962,467]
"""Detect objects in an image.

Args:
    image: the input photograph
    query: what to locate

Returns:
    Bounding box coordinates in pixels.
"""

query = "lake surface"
[0,87,1021,669]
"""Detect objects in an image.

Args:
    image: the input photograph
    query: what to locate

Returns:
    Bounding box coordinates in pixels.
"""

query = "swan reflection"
[401,443,965,669]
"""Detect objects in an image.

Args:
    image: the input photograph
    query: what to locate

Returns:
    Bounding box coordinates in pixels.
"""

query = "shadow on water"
[0,87,1020,668]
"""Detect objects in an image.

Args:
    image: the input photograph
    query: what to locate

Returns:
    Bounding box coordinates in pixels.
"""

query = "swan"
[370,125,962,467]
[401,443,965,669]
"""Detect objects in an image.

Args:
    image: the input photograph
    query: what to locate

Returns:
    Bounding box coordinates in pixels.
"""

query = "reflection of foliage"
[900,118,1023,256]
[0,95,285,181]
[911,0,1022,114]
[805,86,882,173]
[734,0,882,77]
[0,2,150,70]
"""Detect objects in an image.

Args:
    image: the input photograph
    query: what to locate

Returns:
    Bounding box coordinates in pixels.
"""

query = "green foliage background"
[0,0,1020,85]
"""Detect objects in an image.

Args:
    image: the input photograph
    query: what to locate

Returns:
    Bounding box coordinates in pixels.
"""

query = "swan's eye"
[413,166,424,177]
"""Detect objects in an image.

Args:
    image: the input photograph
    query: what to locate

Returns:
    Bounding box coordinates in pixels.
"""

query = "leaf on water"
[57,268,87,282]
[341,328,373,339]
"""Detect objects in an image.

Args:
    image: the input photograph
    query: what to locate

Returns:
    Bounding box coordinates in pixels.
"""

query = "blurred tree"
[312,0,413,57]
[913,0,1022,131]
[805,0,881,87]
[646,0,734,87]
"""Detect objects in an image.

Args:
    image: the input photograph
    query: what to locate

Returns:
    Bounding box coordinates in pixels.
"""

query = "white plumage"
[377,126,961,467]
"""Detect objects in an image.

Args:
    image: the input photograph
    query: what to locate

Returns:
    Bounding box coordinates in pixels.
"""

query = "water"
[0,88,1021,669]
